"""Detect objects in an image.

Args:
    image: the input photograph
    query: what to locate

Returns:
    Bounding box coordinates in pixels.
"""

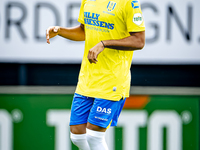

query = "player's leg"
[69,93,94,150]
[70,124,89,150]
[86,123,108,150]
[86,98,126,150]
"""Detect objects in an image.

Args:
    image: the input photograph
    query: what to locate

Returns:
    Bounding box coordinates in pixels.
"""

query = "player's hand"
[88,42,105,64]
[46,26,60,44]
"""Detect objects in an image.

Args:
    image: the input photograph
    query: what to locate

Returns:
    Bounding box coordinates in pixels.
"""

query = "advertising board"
[0,94,199,150]
[0,0,200,64]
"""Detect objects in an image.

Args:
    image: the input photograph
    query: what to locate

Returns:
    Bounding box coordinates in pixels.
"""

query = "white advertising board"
[0,0,200,64]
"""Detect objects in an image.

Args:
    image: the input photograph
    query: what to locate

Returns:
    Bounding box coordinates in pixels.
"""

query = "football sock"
[70,132,90,150]
[86,128,109,150]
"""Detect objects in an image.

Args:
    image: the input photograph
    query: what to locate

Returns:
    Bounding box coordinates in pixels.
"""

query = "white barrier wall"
[0,0,200,64]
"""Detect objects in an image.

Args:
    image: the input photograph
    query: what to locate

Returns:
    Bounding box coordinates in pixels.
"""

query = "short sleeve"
[123,0,145,32]
[78,0,85,24]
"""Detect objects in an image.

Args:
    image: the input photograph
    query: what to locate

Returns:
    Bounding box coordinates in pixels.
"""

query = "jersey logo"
[131,1,140,9]
[133,13,143,26]
[107,1,117,12]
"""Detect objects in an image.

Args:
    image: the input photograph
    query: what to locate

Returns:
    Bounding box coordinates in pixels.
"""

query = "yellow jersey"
[75,0,145,101]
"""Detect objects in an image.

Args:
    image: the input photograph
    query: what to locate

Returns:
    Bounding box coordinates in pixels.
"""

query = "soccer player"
[46,0,145,149]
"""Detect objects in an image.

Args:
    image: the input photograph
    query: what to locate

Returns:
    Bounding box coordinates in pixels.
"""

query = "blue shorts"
[69,93,126,128]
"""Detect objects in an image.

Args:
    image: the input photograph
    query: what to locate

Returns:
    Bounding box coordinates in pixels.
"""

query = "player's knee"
[70,132,86,147]
[70,134,79,146]
[71,138,87,148]
[86,128,105,144]
[70,135,77,145]
[86,132,96,141]
[86,129,108,150]
[86,133,101,149]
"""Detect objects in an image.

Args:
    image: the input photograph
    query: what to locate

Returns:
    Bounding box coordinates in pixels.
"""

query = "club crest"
[107,1,117,12]
[131,1,140,9]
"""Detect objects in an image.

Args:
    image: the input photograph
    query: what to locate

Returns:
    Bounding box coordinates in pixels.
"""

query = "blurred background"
[0,0,200,150]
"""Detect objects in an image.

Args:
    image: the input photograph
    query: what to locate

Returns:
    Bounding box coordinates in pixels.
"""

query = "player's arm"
[46,24,85,44]
[103,31,145,50]
[88,31,145,63]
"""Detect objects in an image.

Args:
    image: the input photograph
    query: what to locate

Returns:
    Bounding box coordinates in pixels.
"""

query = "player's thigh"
[70,123,88,134]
